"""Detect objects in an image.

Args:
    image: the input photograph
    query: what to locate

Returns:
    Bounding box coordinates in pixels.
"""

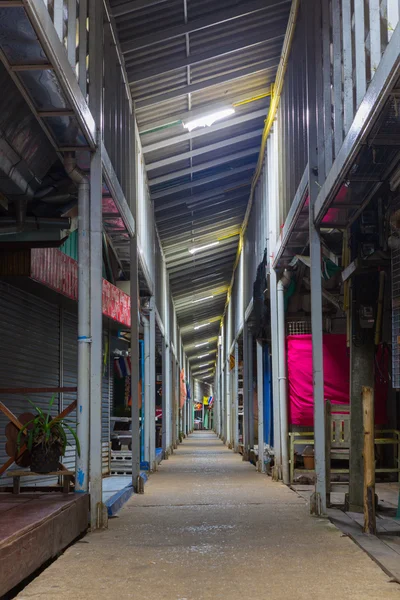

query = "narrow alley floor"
[17,432,400,600]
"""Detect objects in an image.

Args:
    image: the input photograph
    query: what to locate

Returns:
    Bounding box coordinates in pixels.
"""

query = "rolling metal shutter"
[60,310,78,472]
[0,281,60,486]
[0,284,112,485]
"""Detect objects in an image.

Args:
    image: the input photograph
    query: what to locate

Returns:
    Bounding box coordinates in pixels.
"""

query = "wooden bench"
[5,470,74,494]
[289,402,400,488]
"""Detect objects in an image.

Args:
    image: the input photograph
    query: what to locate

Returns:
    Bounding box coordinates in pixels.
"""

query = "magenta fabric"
[287,334,386,426]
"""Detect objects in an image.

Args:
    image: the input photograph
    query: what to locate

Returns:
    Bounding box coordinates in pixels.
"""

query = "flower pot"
[30,443,61,473]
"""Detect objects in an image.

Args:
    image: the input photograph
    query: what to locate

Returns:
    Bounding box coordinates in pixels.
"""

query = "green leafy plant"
[17,395,80,457]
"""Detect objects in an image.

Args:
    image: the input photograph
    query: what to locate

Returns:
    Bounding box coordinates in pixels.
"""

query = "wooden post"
[325,400,331,507]
[362,386,376,534]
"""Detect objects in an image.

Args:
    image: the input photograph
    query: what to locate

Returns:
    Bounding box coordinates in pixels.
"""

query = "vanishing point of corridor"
[17,433,398,600]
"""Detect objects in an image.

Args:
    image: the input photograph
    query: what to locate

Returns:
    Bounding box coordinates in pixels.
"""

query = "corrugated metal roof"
[109,0,290,377]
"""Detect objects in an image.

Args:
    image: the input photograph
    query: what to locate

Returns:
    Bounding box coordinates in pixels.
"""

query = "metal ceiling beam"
[158,200,246,232]
[127,29,286,82]
[121,0,284,54]
[112,0,168,17]
[152,163,256,199]
[159,214,244,241]
[149,145,260,187]
[154,182,250,212]
[156,190,248,223]
[168,248,238,274]
[162,223,242,249]
[143,109,267,153]
[134,60,274,107]
[139,89,270,133]
[172,275,229,296]
[169,263,235,285]
[146,128,263,171]
[166,242,239,269]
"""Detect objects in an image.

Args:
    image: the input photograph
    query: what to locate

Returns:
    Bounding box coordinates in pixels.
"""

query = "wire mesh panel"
[287,320,312,335]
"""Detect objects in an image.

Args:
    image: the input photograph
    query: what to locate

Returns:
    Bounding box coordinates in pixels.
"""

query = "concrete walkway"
[17,432,400,599]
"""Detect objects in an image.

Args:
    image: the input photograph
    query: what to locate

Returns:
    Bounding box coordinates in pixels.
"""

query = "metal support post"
[277,280,289,485]
[257,340,265,473]
[233,341,239,451]
[130,112,141,491]
[143,316,150,465]
[88,0,105,529]
[74,168,90,494]
[269,268,282,479]
[307,1,326,515]
[149,297,156,470]
[162,337,168,456]
[226,359,231,445]
[243,323,250,459]
[248,330,255,450]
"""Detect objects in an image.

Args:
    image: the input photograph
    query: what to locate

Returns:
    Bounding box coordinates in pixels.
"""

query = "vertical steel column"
[149,297,156,470]
[233,341,239,451]
[175,360,180,443]
[130,114,141,491]
[277,280,289,485]
[143,316,150,465]
[88,0,105,528]
[161,336,168,455]
[75,172,90,494]
[307,2,327,515]
[269,268,282,479]
[243,323,250,459]
[248,330,255,450]
[226,358,231,445]
[256,339,265,473]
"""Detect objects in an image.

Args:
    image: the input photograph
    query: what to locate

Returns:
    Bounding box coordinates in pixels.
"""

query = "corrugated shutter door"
[102,326,111,475]
[61,310,78,472]
[0,281,60,486]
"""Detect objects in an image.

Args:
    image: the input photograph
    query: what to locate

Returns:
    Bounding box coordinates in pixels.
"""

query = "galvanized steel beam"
[121,0,284,53]
[152,163,256,200]
[143,110,267,153]
[146,129,263,172]
[127,29,286,82]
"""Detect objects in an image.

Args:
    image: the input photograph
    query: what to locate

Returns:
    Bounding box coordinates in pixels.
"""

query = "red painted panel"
[31,248,130,327]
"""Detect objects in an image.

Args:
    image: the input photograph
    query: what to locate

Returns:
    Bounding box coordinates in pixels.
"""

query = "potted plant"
[17,395,80,473]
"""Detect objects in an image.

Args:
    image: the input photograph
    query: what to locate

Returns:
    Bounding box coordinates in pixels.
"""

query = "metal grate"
[287,320,312,335]
[392,243,400,388]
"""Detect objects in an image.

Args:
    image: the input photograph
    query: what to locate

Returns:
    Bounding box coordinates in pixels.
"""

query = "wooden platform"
[0,491,89,597]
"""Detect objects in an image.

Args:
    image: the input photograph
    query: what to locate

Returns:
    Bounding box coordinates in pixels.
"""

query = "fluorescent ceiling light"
[195,342,209,348]
[197,362,212,368]
[183,108,235,132]
[194,322,210,330]
[189,241,219,255]
[192,295,213,304]
[197,353,210,359]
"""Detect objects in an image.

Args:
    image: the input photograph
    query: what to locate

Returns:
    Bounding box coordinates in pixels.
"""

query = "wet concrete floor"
[17,432,400,599]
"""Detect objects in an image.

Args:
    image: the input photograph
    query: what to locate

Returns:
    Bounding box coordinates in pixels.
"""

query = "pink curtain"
[287,334,387,426]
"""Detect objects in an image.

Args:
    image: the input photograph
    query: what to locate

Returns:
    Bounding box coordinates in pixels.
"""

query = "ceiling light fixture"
[197,353,210,359]
[192,295,213,304]
[197,362,212,368]
[183,108,235,132]
[195,342,209,348]
[194,322,210,330]
[189,241,219,255]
